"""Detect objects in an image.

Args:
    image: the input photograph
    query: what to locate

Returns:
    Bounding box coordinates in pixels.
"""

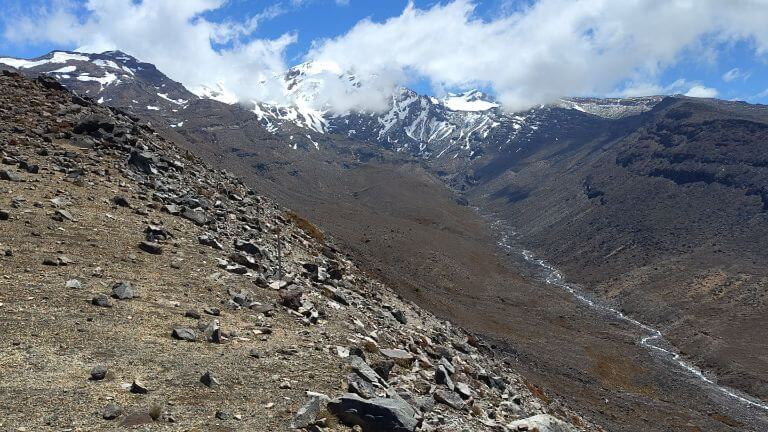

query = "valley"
[2,50,768,431]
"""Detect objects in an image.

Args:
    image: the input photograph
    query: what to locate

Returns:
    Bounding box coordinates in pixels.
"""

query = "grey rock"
[111,281,136,299]
[205,319,222,343]
[91,294,112,307]
[54,209,74,222]
[380,349,414,366]
[90,365,108,380]
[433,389,466,411]
[290,393,329,429]
[200,370,219,387]
[215,410,230,420]
[198,234,224,250]
[138,240,163,255]
[172,327,197,342]
[507,414,579,432]
[112,196,131,208]
[102,403,122,420]
[455,382,473,399]
[0,169,21,182]
[348,355,387,387]
[184,309,201,319]
[391,309,407,325]
[435,365,454,391]
[65,278,82,289]
[327,393,418,432]
[347,373,377,399]
[181,207,208,225]
[129,379,149,394]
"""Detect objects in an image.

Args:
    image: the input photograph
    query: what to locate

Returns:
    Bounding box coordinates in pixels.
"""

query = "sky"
[1,0,768,112]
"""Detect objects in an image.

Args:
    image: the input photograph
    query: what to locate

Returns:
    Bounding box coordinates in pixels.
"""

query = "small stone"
[102,403,122,420]
[215,410,230,420]
[172,327,197,342]
[65,279,82,289]
[112,196,131,208]
[455,382,473,399]
[204,307,221,316]
[200,371,219,387]
[90,365,108,381]
[0,209,9,220]
[111,281,136,299]
[249,348,262,358]
[205,319,222,343]
[130,379,149,394]
[54,209,74,221]
[91,294,112,308]
[184,309,201,319]
[391,309,407,324]
[138,241,163,255]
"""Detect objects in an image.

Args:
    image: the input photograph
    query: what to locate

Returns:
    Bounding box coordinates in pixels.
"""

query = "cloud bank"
[3,0,768,111]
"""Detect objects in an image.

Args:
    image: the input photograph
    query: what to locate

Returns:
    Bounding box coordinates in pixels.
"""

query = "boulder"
[327,393,418,432]
[507,414,579,432]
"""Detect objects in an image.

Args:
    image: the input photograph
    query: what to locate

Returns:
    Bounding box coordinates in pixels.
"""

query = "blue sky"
[1,0,767,109]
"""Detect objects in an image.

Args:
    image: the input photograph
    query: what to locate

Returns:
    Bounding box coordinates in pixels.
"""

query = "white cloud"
[3,0,768,112]
[721,67,749,82]
[308,0,768,111]
[3,0,298,104]
[684,85,718,98]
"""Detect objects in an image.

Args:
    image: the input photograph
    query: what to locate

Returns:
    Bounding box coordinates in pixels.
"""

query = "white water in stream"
[494,226,768,413]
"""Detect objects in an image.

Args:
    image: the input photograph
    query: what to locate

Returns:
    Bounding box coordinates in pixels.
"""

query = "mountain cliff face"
[5,50,768,431]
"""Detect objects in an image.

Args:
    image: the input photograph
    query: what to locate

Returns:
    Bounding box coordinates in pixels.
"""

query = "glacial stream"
[492,221,768,413]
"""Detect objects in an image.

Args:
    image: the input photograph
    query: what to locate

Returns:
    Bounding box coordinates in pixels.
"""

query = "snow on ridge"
[0,51,90,69]
[157,93,188,105]
[442,90,499,112]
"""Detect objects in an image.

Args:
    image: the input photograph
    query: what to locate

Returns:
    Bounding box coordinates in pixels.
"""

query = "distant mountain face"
[0,50,662,163]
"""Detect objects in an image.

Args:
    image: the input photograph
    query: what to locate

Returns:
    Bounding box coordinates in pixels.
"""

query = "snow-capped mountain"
[0,51,662,159]
[0,50,197,129]
[239,60,662,159]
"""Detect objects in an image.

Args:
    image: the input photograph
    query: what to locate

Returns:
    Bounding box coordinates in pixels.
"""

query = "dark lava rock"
[112,196,131,208]
[73,113,115,134]
[391,309,407,325]
[90,365,108,380]
[128,151,156,174]
[172,327,197,342]
[111,281,136,299]
[102,403,122,420]
[373,360,395,382]
[0,209,9,220]
[200,370,219,387]
[327,393,418,432]
[129,379,149,394]
[138,240,163,255]
[91,294,112,308]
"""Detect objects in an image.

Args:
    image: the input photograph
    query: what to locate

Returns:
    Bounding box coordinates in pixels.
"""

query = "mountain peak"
[442,90,499,112]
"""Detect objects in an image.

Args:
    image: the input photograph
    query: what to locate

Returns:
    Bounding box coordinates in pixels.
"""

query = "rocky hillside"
[0,71,594,431]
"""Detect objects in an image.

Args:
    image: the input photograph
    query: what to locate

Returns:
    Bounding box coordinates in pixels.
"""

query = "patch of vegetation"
[285,210,325,244]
